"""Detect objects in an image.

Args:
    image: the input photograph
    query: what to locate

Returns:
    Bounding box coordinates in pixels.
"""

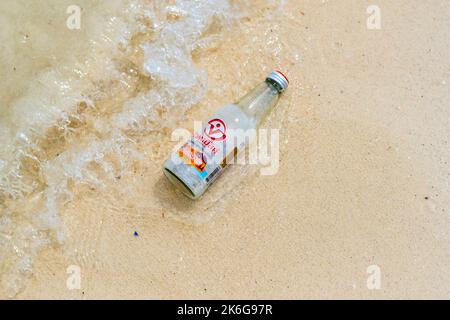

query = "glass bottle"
[163,70,289,199]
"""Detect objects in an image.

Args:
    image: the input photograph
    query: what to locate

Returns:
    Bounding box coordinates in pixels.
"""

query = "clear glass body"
[236,80,280,126]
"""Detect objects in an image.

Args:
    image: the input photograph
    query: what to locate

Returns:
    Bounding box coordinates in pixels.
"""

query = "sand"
[3,0,450,299]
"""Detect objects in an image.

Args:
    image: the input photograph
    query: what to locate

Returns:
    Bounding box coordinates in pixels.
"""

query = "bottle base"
[163,166,201,200]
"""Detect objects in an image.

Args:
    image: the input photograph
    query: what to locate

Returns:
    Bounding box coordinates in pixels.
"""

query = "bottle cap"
[266,70,289,92]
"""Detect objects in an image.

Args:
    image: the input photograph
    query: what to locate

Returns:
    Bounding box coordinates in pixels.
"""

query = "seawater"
[0,0,293,297]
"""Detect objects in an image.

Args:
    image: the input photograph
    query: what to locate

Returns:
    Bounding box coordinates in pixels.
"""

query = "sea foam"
[0,0,238,297]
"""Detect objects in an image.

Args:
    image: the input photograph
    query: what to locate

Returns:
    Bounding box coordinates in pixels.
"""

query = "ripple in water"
[0,0,293,297]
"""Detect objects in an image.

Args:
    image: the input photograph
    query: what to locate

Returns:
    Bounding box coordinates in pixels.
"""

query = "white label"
[173,104,254,185]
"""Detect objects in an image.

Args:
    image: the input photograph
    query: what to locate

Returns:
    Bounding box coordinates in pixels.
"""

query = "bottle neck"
[235,80,281,126]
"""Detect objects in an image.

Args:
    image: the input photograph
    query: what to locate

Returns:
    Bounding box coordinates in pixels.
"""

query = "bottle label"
[173,104,252,185]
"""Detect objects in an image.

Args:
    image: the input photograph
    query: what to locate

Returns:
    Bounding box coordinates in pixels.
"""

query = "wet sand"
[8,0,450,299]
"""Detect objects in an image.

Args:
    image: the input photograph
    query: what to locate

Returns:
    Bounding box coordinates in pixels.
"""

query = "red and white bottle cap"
[267,70,289,92]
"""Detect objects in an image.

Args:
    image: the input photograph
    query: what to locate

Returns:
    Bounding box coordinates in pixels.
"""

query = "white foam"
[0,0,238,297]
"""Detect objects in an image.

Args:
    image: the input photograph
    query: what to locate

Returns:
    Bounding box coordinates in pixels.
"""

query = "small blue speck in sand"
[134,231,139,237]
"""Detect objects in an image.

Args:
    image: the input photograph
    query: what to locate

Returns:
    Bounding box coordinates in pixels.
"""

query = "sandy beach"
[0,0,449,299]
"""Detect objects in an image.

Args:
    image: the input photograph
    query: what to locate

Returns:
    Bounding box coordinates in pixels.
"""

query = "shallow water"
[0,0,294,297]
[2,0,449,300]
